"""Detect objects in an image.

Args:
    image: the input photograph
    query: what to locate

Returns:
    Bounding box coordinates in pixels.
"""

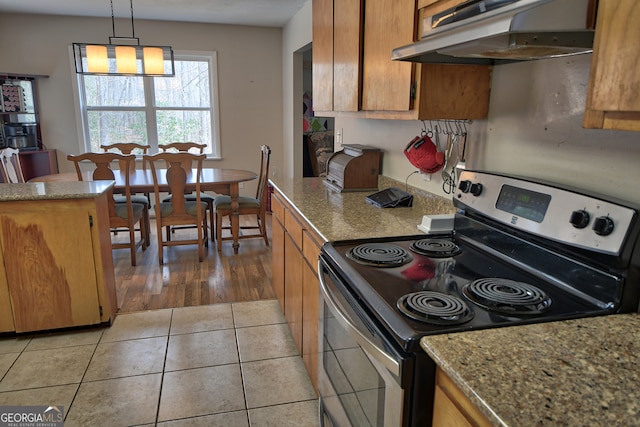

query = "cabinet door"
[0,200,101,332]
[284,233,304,353]
[302,258,319,394]
[312,0,334,112]
[271,211,286,314]
[432,368,492,427]
[584,0,640,131]
[333,0,364,112]
[0,248,14,332]
[416,64,492,120]
[302,230,321,393]
[362,0,415,111]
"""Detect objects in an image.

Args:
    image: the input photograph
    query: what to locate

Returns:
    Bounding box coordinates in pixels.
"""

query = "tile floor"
[0,300,319,427]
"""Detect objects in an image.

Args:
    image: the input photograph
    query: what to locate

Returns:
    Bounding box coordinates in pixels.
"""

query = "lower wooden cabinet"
[18,149,59,182]
[284,232,304,351]
[0,248,14,332]
[271,188,323,393]
[302,230,321,392]
[271,206,286,313]
[432,367,492,427]
[0,194,117,333]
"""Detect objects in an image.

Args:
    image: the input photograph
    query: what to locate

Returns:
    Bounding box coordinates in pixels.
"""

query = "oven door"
[318,256,407,427]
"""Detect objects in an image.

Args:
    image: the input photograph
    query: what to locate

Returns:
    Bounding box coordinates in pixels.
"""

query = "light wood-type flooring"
[112,214,274,313]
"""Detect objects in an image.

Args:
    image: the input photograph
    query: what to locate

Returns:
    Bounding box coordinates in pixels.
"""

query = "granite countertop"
[269,176,456,242]
[421,314,640,427]
[0,180,114,201]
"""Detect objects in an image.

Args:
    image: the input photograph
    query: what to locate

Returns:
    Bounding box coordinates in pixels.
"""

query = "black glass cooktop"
[321,232,616,353]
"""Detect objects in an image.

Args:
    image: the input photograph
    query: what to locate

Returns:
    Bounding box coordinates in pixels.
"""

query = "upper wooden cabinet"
[312,0,491,120]
[361,0,415,111]
[584,0,640,131]
[312,0,334,112]
[312,0,363,113]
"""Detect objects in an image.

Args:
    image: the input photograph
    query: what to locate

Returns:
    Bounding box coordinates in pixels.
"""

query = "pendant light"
[72,0,175,77]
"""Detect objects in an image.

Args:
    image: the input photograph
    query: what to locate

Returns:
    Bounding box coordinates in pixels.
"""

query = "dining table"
[29,168,258,254]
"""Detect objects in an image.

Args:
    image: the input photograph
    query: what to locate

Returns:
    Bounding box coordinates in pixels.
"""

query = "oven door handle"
[319,260,401,377]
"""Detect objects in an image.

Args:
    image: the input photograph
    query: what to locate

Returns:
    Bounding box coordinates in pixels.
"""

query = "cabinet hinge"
[99,306,103,316]
[410,82,417,100]
[89,215,94,227]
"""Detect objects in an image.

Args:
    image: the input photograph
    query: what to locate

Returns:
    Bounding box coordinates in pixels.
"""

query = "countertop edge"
[0,180,115,201]
[421,314,640,427]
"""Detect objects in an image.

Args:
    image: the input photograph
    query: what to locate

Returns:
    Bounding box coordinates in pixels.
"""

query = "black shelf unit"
[1,73,48,150]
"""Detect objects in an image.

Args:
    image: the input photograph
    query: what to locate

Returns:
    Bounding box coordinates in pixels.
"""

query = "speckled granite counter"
[269,176,456,242]
[0,180,114,201]
[421,314,640,427]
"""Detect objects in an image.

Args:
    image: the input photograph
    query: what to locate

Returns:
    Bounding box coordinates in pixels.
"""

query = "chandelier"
[72,0,175,77]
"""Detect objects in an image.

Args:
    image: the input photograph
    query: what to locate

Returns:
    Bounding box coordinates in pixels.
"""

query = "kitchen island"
[0,181,118,333]
[421,314,640,427]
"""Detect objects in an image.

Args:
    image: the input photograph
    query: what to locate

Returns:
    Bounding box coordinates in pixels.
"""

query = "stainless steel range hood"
[391,0,595,65]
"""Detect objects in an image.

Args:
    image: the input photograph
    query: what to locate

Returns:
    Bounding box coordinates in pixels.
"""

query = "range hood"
[391,0,595,64]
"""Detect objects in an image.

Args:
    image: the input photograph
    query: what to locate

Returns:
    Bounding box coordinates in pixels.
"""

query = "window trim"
[70,49,221,158]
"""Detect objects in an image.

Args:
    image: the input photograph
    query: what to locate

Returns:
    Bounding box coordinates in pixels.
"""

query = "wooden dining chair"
[159,142,215,241]
[214,145,271,251]
[67,152,149,266]
[100,143,150,169]
[101,142,152,200]
[0,148,25,183]
[145,152,208,265]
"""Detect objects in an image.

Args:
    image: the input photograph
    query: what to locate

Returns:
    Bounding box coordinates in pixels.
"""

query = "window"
[73,51,220,157]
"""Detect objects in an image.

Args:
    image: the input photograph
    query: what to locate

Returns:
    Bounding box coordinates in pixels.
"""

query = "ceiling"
[0,0,308,27]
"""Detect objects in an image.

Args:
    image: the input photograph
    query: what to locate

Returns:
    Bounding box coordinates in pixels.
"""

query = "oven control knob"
[458,180,472,193]
[470,183,483,196]
[593,216,614,236]
[569,210,590,229]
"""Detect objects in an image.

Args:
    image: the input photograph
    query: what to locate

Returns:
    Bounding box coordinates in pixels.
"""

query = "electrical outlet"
[239,183,244,189]
[423,173,431,182]
[336,128,343,145]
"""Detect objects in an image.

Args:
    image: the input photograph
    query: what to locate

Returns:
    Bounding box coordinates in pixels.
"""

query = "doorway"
[300,46,334,177]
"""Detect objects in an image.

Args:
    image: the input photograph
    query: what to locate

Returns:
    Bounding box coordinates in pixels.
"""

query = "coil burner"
[409,239,461,258]
[346,243,412,267]
[462,278,552,315]
[397,291,474,325]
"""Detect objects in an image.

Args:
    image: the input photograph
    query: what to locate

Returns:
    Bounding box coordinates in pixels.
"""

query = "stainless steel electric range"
[318,169,640,427]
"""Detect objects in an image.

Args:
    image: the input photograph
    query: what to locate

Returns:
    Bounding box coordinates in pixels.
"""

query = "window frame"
[70,49,221,158]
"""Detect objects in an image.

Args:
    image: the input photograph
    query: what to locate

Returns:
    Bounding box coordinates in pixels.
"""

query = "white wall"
[335,54,640,204]
[282,1,313,179]
[474,54,640,203]
[0,13,284,197]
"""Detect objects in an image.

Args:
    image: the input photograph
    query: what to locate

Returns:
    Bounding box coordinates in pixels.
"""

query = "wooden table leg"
[230,183,240,254]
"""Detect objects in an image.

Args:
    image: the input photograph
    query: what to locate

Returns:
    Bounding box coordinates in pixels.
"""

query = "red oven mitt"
[401,260,436,282]
[404,135,445,174]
